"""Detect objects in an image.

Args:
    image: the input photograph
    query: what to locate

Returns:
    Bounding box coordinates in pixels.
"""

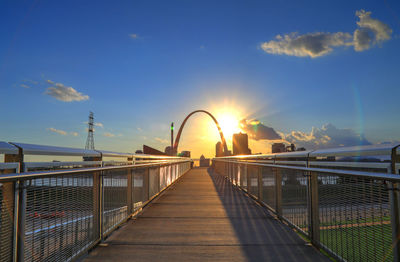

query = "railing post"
[389,182,400,262]
[275,168,282,218]
[6,150,25,262]
[309,171,320,246]
[92,172,102,241]
[258,167,263,201]
[245,164,249,191]
[127,169,133,215]
[3,154,18,262]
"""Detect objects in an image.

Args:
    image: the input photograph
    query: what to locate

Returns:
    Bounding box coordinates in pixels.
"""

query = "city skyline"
[1,0,400,158]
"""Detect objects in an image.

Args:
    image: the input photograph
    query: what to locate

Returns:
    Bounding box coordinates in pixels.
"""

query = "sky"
[1,0,400,158]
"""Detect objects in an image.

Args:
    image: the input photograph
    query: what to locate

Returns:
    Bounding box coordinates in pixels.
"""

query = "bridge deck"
[83,168,329,262]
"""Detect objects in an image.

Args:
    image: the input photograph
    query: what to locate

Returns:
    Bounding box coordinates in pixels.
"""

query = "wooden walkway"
[83,168,329,262]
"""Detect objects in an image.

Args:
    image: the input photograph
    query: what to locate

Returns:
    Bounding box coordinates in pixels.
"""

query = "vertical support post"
[275,168,282,218]
[6,150,25,262]
[389,182,400,262]
[246,164,250,192]
[3,155,17,261]
[127,169,132,215]
[16,181,26,262]
[92,172,102,241]
[309,171,320,246]
[258,167,263,201]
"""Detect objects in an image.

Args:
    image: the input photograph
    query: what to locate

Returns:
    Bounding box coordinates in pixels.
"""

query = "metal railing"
[213,143,400,262]
[0,142,193,262]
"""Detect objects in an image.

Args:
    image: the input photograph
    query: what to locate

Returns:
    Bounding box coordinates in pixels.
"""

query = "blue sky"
[1,0,399,157]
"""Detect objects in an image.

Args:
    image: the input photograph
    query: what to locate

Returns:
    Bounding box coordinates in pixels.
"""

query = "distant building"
[165,146,173,156]
[286,143,296,152]
[215,142,224,157]
[272,143,286,153]
[135,150,143,154]
[179,151,191,158]
[143,145,166,155]
[199,155,210,167]
[232,133,251,155]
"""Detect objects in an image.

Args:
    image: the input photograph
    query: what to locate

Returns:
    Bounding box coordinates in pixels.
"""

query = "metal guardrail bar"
[212,158,400,262]
[215,159,400,182]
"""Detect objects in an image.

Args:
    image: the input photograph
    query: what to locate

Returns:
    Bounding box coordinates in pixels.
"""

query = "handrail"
[213,158,400,184]
[0,160,191,182]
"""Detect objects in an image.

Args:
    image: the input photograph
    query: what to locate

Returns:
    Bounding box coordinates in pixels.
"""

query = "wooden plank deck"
[83,167,329,262]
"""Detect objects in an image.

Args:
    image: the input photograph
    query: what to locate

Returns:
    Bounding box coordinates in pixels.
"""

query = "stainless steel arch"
[173,110,228,155]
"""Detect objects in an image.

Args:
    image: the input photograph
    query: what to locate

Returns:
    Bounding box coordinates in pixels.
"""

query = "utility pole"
[85,112,95,150]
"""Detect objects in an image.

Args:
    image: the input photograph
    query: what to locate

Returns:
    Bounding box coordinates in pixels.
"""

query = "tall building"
[272,143,286,153]
[232,133,251,155]
[215,142,224,157]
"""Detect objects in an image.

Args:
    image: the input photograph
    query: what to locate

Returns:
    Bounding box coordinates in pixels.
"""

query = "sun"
[216,112,242,139]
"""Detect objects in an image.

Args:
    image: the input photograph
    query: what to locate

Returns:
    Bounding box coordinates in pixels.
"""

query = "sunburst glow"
[217,112,241,139]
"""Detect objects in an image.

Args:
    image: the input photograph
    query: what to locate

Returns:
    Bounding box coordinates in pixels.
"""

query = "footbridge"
[1,141,400,262]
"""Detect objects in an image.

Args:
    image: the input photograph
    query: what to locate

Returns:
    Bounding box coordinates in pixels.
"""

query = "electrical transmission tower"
[85,111,95,150]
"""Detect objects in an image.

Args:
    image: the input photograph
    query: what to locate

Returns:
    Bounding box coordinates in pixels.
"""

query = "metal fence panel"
[248,166,259,197]
[149,167,159,198]
[261,167,276,212]
[240,165,247,190]
[159,166,167,190]
[24,174,95,262]
[280,169,309,234]
[133,169,146,211]
[317,173,393,261]
[102,170,128,235]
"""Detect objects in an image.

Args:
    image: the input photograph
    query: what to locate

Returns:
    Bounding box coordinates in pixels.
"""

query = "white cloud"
[261,32,352,58]
[103,132,115,137]
[129,34,139,39]
[353,10,392,51]
[20,84,31,89]
[137,127,143,132]
[94,122,104,128]
[260,9,391,58]
[45,80,89,102]
[155,137,169,144]
[47,127,67,136]
[70,132,79,137]
[282,123,371,150]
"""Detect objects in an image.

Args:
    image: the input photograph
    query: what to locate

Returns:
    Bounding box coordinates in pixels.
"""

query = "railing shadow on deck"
[207,168,329,262]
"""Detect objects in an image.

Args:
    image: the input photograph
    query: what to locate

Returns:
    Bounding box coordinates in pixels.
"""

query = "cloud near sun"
[260,10,392,58]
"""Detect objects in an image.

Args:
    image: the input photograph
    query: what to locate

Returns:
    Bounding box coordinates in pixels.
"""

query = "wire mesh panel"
[317,173,393,261]
[102,170,128,235]
[281,169,309,234]
[148,167,159,198]
[175,164,179,179]
[166,165,172,186]
[24,174,95,262]
[261,167,276,212]
[0,182,14,262]
[248,166,259,197]
[159,166,167,191]
[133,168,148,212]
[240,165,247,191]
[236,163,241,186]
